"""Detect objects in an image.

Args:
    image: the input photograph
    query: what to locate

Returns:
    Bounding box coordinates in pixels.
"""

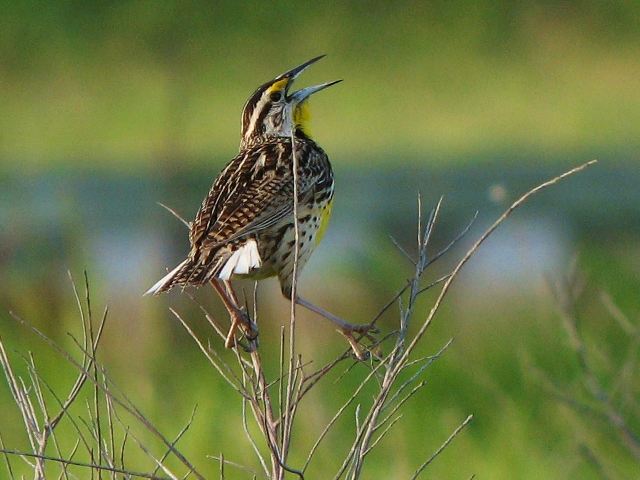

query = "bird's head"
[240,55,341,148]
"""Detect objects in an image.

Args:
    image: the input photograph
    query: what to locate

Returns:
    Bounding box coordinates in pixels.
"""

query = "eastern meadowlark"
[146,56,374,357]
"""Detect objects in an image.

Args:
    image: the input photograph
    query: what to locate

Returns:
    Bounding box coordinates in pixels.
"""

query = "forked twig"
[400,160,598,368]
[332,160,597,479]
[0,160,597,479]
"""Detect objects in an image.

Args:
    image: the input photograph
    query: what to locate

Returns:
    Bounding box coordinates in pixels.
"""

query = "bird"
[145,56,374,358]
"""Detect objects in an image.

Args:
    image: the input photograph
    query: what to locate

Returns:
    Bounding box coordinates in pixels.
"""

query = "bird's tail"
[145,240,263,296]
[144,259,192,296]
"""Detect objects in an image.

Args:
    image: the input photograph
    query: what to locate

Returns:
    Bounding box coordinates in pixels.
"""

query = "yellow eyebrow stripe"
[268,78,288,93]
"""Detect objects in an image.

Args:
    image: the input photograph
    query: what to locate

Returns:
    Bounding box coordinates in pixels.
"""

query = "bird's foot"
[339,322,380,361]
[225,309,259,352]
[346,322,379,336]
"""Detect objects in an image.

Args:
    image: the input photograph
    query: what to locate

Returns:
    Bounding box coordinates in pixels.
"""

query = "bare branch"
[151,405,198,477]
[0,448,171,479]
[389,235,417,265]
[207,455,257,475]
[8,311,204,480]
[410,415,474,479]
[400,160,598,368]
[169,308,243,393]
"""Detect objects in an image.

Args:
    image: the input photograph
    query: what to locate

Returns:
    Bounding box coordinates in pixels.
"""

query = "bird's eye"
[269,92,283,102]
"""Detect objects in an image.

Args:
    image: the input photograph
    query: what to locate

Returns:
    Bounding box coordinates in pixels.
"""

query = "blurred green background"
[1,1,639,478]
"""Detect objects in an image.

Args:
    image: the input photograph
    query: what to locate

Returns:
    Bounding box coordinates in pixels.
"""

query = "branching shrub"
[0,161,596,479]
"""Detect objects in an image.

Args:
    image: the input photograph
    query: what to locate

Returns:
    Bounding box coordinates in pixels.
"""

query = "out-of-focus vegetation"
[1,1,639,479]
[1,0,640,168]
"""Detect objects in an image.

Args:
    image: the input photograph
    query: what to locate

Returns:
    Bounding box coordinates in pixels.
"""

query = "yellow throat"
[294,101,312,137]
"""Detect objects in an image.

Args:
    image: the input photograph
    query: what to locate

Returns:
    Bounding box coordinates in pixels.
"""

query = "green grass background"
[1,1,639,478]
[2,0,640,168]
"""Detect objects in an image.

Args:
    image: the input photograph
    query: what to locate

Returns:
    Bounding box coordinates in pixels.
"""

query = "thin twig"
[9,311,204,480]
[410,414,474,479]
[280,125,303,477]
[207,455,257,475]
[169,309,242,393]
[0,432,15,479]
[399,160,598,370]
[305,351,396,473]
[389,235,417,265]
[242,397,269,477]
[0,448,171,479]
[157,202,190,228]
[151,405,198,477]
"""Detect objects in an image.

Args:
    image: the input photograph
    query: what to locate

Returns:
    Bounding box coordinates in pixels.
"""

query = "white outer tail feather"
[145,240,262,295]
[144,259,188,296]
[219,239,262,280]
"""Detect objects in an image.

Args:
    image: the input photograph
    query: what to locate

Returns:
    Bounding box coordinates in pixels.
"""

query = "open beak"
[288,79,342,103]
[274,55,342,103]
[275,55,326,82]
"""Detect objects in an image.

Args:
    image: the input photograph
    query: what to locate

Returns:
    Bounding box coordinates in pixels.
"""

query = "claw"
[340,322,380,361]
[242,318,259,341]
[241,320,259,352]
[224,309,259,351]
[341,331,368,361]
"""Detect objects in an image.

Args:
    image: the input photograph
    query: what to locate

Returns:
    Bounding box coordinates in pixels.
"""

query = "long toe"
[346,322,379,335]
[224,317,240,349]
[340,332,368,361]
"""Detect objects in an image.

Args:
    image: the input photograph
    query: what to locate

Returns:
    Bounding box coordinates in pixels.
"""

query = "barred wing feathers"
[145,139,326,295]
[189,141,315,261]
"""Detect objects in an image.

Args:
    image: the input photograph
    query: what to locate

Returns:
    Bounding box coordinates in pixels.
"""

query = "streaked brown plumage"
[145,56,337,299]
[146,56,376,358]
[150,137,334,298]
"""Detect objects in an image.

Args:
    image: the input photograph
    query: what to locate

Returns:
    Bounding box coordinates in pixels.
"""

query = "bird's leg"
[295,296,377,360]
[210,280,258,350]
[210,280,244,348]
[223,280,259,340]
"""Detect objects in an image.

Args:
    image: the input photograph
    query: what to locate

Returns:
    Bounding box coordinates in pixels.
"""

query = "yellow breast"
[315,198,333,246]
